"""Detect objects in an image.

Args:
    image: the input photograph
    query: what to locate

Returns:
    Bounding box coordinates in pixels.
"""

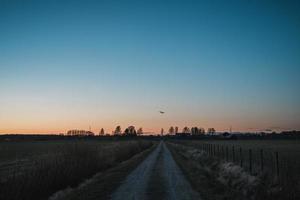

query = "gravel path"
[111,141,201,200]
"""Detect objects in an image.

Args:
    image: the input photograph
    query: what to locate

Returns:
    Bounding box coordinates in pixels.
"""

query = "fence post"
[275,151,279,178]
[226,146,229,161]
[249,149,252,174]
[208,144,210,155]
[240,147,243,167]
[260,149,264,172]
[232,146,235,163]
[221,145,224,159]
[213,144,216,156]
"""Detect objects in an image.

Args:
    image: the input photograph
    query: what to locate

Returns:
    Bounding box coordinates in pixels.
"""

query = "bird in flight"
[159,111,165,114]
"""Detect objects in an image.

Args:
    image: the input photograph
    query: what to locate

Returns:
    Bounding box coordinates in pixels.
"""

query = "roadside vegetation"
[167,141,299,200]
[0,139,153,200]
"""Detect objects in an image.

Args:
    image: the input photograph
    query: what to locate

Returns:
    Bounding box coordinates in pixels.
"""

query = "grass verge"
[167,142,291,200]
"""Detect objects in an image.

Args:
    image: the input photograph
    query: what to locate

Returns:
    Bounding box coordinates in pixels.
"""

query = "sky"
[0,0,300,134]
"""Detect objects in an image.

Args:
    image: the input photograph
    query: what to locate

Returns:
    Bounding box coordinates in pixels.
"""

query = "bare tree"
[99,128,105,136]
[182,127,191,134]
[169,126,175,135]
[124,126,137,136]
[67,130,95,136]
[191,127,199,135]
[161,128,164,136]
[114,126,122,136]
[137,127,143,136]
[175,127,179,134]
[208,128,216,135]
[199,127,205,134]
[191,127,205,136]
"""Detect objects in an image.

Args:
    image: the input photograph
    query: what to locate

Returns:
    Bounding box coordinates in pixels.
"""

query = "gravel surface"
[111,141,201,200]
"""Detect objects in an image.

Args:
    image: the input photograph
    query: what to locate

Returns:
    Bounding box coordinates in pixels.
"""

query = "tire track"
[111,141,201,200]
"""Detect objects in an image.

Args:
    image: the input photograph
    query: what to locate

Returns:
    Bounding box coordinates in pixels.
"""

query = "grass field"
[169,139,300,199]
[0,138,153,200]
[1,138,299,200]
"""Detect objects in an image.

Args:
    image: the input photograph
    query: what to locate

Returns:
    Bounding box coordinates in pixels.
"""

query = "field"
[171,139,300,177]
[168,139,300,200]
[0,137,299,200]
[0,138,154,200]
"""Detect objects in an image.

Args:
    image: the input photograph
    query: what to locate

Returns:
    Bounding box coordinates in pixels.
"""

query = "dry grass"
[171,139,300,199]
[0,139,153,200]
[167,141,299,200]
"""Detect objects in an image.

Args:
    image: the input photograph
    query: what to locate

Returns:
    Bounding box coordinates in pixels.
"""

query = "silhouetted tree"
[87,131,94,136]
[169,126,175,135]
[199,127,205,134]
[137,127,143,136]
[67,130,95,136]
[99,128,105,136]
[191,127,205,135]
[191,127,199,135]
[124,126,137,136]
[182,127,191,134]
[208,128,216,135]
[175,127,179,134]
[114,126,122,136]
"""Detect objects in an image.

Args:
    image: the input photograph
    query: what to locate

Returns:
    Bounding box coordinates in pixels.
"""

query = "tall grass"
[168,141,300,200]
[0,140,153,200]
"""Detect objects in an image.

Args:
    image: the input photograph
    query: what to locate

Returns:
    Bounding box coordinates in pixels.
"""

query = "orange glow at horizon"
[1,119,297,135]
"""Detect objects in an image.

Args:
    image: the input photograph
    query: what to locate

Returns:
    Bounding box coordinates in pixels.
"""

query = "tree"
[169,126,175,135]
[137,127,143,136]
[175,127,179,134]
[124,126,137,136]
[161,128,164,136]
[199,127,205,134]
[182,127,191,134]
[208,128,216,135]
[191,127,205,136]
[191,127,199,135]
[99,128,105,136]
[114,126,122,136]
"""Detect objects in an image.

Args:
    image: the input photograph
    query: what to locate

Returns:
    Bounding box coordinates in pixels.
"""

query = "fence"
[177,141,300,198]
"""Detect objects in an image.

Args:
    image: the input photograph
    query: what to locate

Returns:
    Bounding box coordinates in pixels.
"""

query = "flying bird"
[159,111,165,114]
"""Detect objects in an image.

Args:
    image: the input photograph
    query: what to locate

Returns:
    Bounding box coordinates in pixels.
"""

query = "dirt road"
[111,141,201,200]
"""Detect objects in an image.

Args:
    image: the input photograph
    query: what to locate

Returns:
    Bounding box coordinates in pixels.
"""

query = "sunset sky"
[1,0,300,134]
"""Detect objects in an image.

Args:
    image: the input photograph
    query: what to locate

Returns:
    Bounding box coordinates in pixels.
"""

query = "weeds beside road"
[167,141,299,200]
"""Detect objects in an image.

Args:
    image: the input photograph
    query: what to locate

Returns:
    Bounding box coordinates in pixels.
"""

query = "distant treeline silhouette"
[1,129,299,141]
[67,130,95,136]
[166,126,216,136]
[112,126,143,136]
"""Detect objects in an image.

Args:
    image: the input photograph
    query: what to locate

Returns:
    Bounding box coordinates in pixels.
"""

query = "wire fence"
[196,142,300,195]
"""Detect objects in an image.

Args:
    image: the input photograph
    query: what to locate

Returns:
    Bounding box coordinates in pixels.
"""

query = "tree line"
[165,126,216,136]
[67,126,216,137]
[110,126,143,136]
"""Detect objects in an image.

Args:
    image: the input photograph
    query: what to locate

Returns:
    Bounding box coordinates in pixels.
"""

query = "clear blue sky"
[0,0,299,133]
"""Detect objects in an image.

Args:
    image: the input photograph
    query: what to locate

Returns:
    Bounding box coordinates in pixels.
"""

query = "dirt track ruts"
[111,141,201,200]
